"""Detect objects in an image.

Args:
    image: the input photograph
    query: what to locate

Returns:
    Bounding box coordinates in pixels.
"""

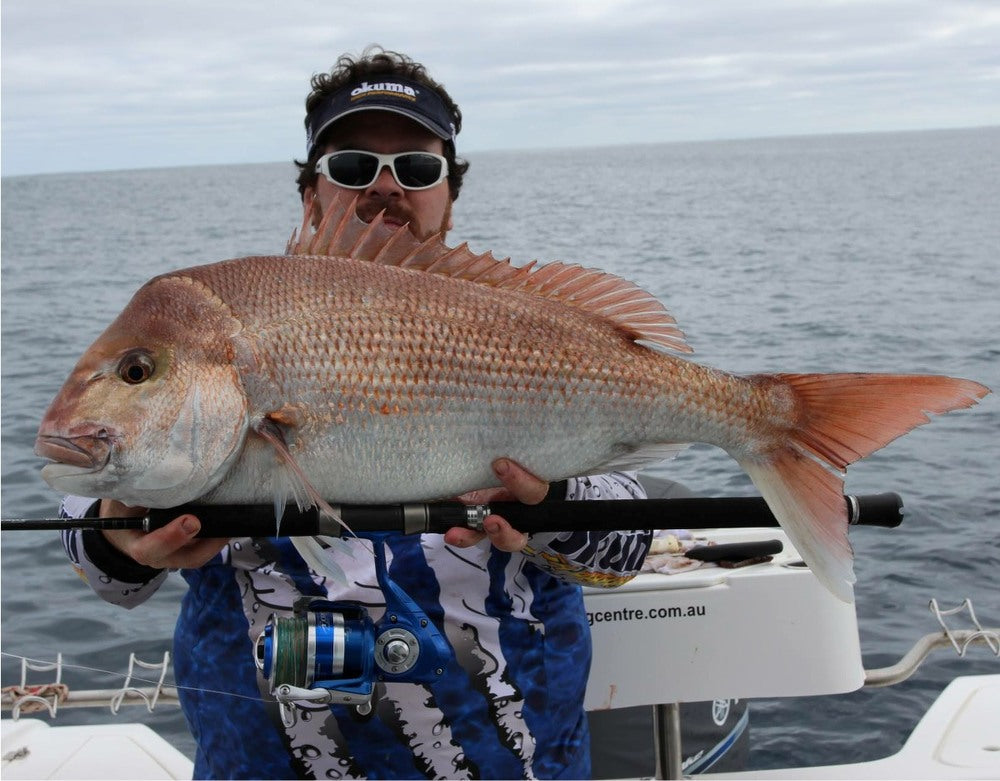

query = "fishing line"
[268,616,309,688]
[0,650,270,704]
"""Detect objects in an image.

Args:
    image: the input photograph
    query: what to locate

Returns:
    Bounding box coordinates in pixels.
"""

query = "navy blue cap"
[306,75,457,157]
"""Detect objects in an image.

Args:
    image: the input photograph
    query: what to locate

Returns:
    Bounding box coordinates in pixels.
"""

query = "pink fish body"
[36,193,990,601]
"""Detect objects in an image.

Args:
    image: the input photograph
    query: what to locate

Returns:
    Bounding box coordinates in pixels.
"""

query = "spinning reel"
[254,532,453,725]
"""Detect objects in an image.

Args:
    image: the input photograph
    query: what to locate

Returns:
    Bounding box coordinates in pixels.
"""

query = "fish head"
[35,273,250,508]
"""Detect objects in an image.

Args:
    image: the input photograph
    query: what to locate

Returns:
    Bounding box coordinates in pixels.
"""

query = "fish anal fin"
[741,448,855,603]
[593,442,690,473]
[287,191,693,355]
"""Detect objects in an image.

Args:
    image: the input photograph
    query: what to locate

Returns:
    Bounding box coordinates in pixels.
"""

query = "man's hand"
[100,499,229,570]
[444,459,549,552]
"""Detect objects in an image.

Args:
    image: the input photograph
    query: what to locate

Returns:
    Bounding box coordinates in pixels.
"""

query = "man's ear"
[302,186,321,228]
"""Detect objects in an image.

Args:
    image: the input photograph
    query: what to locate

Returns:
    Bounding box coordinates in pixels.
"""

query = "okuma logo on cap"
[350,81,418,101]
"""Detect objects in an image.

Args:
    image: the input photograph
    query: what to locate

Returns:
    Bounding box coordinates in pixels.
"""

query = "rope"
[1,683,70,715]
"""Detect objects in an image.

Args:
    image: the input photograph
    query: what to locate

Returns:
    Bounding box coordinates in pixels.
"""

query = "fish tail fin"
[738,373,989,603]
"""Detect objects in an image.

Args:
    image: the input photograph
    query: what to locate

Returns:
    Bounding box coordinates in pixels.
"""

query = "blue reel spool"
[257,601,376,700]
[256,532,453,709]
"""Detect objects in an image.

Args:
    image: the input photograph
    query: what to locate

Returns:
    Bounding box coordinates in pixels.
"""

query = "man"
[61,47,651,779]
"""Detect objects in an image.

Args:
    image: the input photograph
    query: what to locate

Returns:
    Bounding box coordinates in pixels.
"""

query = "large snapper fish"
[36,192,989,601]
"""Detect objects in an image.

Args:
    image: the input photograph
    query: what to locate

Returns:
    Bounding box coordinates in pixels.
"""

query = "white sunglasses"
[315,150,449,191]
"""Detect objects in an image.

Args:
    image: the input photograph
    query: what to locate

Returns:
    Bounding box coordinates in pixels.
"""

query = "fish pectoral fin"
[265,404,300,427]
[253,416,352,536]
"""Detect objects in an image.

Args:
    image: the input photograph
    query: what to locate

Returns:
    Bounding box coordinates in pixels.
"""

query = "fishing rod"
[1,492,903,536]
[0,492,907,723]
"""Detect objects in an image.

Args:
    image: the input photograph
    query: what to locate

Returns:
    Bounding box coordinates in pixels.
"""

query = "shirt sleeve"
[59,495,169,609]
[519,472,652,588]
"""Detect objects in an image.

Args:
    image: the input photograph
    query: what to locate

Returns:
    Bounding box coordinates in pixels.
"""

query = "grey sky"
[3,0,999,176]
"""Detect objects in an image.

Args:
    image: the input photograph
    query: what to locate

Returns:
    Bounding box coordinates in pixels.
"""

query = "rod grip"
[479,493,903,532]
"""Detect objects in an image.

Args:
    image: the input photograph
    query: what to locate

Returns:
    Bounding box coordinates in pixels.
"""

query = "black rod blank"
[1,492,903,536]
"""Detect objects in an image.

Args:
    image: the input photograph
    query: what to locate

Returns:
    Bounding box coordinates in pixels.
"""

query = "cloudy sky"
[3,0,998,177]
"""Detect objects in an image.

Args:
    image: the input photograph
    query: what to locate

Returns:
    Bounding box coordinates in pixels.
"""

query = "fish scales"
[35,192,990,601]
[179,253,679,504]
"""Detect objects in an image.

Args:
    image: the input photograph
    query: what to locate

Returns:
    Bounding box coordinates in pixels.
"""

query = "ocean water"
[2,127,998,772]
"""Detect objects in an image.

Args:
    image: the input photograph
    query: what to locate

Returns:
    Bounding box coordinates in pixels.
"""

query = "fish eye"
[118,351,156,384]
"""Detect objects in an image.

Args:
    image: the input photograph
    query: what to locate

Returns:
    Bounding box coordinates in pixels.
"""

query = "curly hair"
[295,46,470,200]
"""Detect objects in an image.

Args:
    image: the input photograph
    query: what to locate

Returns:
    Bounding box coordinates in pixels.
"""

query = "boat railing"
[863,598,1000,687]
[1,651,180,719]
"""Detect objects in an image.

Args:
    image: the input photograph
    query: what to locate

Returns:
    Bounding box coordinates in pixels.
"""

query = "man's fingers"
[104,514,228,570]
[482,515,529,552]
[442,527,485,548]
[443,518,528,553]
[492,458,548,505]
[449,459,547,552]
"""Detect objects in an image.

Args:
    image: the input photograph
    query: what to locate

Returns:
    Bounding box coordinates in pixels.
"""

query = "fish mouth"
[34,431,114,471]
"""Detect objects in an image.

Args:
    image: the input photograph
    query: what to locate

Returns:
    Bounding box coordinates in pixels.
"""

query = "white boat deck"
[1,718,193,780]
[701,674,1000,779]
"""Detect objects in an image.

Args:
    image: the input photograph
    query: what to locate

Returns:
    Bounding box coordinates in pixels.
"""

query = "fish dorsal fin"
[287,191,693,354]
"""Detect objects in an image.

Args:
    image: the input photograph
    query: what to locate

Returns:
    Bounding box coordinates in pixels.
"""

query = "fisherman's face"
[308,112,453,241]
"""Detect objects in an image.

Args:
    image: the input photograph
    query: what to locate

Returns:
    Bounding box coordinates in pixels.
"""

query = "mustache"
[355,199,414,227]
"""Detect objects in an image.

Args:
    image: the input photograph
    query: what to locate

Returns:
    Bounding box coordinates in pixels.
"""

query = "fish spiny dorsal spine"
[287,191,693,354]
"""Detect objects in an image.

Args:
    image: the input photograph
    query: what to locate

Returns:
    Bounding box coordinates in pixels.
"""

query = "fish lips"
[35,431,114,474]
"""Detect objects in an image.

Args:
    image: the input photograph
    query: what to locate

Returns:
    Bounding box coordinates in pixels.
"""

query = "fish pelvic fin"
[254,414,353,538]
[287,190,693,355]
[290,537,353,587]
[740,372,990,603]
